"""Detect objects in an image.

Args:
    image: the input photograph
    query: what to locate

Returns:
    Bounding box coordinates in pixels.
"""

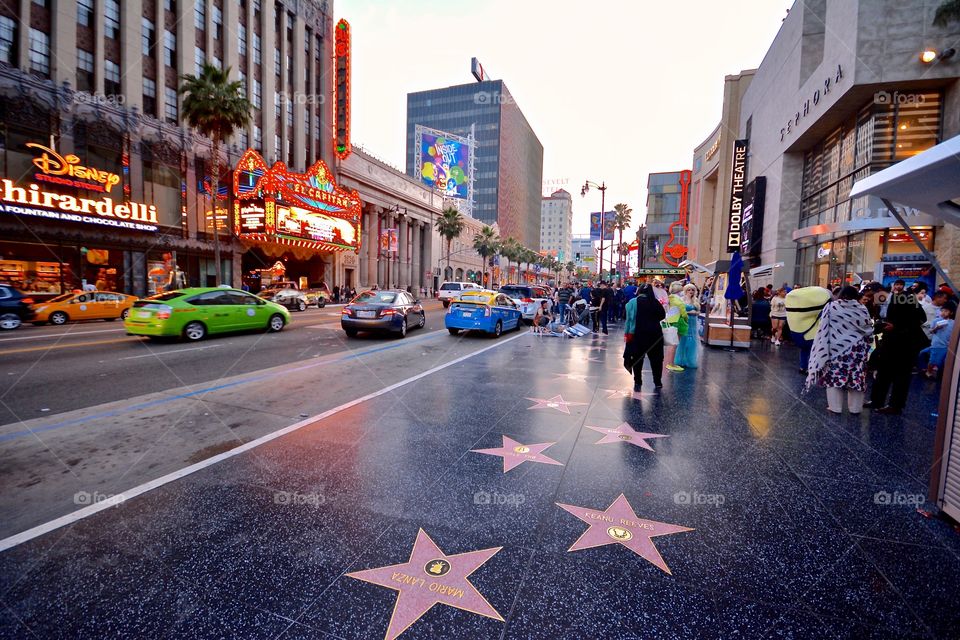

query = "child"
[919,301,956,379]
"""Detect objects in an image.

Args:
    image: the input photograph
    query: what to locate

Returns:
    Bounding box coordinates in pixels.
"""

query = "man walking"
[591,282,610,334]
[867,281,928,414]
[557,282,574,325]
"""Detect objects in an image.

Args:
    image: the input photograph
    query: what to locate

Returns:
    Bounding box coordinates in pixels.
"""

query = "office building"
[405,79,544,248]
[643,171,692,271]
[540,189,573,261]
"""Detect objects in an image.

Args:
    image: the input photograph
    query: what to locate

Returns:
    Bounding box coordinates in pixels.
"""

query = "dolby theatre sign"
[0,142,159,232]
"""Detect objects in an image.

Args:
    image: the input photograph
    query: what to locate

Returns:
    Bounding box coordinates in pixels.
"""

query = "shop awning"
[849,133,960,291]
[748,261,784,278]
[677,260,714,275]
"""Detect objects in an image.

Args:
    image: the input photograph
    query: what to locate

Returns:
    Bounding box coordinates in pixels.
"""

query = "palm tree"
[521,248,536,284]
[934,0,960,25]
[612,203,633,285]
[473,225,500,288]
[500,237,520,284]
[565,261,576,280]
[180,63,252,285]
[435,206,465,280]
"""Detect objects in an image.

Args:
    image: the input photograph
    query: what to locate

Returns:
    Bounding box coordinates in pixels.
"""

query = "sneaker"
[666,364,684,372]
[654,383,664,389]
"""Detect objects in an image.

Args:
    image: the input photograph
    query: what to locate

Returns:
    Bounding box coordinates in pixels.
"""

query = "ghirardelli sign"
[726,140,749,253]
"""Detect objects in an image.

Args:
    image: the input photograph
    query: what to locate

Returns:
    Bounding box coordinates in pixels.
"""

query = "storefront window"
[0,242,70,295]
[885,228,934,255]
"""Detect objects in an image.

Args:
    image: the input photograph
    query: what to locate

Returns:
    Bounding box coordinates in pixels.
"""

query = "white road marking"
[0,328,125,343]
[0,331,527,551]
[118,345,222,360]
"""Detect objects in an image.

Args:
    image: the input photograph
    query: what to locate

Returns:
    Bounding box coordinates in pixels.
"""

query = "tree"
[473,225,500,288]
[521,248,537,284]
[500,237,520,284]
[435,206,465,280]
[180,63,252,286]
[565,261,576,280]
[612,203,633,285]
[934,0,960,25]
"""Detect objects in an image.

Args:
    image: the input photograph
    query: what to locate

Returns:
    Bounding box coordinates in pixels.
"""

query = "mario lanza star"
[346,529,503,640]
[556,494,693,575]
[526,395,588,414]
[587,423,669,451]
[471,435,564,472]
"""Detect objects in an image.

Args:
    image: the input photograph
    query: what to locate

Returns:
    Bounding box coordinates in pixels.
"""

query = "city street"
[2,322,959,638]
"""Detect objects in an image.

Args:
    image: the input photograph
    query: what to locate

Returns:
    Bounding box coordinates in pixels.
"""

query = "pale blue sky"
[342,0,794,237]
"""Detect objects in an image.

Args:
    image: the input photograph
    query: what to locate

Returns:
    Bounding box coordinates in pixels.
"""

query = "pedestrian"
[556,282,574,325]
[866,283,928,414]
[591,283,608,334]
[613,286,625,323]
[579,282,592,308]
[805,286,874,415]
[333,285,340,303]
[624,283,666,394]
[652,278,669,308]
[918,300,955,379]
[752,289,771,339]
[769,287,788,345]
[665,282,689,372]
[675,284,700,369]
[785,286,832,374]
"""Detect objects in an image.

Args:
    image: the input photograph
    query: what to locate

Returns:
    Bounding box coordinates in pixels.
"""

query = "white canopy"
[849,134,960,226]
[677,260,714,275]
[749,261,784,278]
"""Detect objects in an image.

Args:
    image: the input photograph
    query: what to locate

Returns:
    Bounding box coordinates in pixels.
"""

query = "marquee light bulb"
[920,50,937,63]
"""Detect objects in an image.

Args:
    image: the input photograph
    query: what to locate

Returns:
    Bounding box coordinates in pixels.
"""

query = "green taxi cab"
[124,287,290,341]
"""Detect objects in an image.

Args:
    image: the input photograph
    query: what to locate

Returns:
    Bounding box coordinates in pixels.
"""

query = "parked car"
[445,290,522,337]
[499,285,552,324]
[259,285,309,311]
[303,282,330,308]
[124,287,290,341]
[438,281,483,308]
[341,289,425,338]
[31,291,137,325]
[0,284,36,330]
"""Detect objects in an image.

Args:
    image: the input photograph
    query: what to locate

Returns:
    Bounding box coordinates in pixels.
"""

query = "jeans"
[557,303,568,325]
[592,309,608,333]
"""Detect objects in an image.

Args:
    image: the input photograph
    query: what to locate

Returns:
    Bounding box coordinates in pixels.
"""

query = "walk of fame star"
[526,394,588,414]
[587,356,604,363]
[601,388,637,399]
[346,529,503,639]
[586,422,668,450]
[553,372,590,382]
[471,435,563,472]
[556,494,693,574]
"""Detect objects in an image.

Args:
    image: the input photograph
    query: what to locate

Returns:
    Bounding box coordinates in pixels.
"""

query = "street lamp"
[581,180,607,278]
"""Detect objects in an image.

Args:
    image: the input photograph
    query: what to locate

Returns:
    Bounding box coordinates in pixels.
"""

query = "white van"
[438,281,483,307]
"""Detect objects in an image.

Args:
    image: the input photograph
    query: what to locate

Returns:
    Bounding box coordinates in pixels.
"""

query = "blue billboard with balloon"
[415,126,472,200]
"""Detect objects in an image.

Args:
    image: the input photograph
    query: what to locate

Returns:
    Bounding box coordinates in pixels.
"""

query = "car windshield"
[459,293,489,304]
[45,293,75,304]
[353,291,397,304]
[500,287,530,298]
[440,283,459,290]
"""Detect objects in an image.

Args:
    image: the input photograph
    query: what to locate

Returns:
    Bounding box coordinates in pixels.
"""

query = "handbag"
[661,321,679,346]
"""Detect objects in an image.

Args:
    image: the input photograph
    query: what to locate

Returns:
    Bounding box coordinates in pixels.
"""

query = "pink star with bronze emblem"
[601,388,634,399]
[586,422,669,451]
[471,435,564,472]
[553,372,590,382]
[556,494,693,574]
[526,395,588,414]
[346,529,503,640]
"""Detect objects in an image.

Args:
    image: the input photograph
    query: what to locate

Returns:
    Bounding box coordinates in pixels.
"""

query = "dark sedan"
[340,290,425,338]
[0,284,36,330]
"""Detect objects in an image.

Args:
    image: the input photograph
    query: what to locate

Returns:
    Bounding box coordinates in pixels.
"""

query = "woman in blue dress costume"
[675,283,700,369]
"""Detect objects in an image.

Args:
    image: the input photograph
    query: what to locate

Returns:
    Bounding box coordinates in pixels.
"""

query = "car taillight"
[21,298,34,305]
[341,307,352,316]
[156,304,173,320]
[521,298,533,303]
[380,308,396,316]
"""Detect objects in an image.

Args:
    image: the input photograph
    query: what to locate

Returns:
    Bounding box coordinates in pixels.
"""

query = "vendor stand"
[848,134,960,521]
[703,258,752,349]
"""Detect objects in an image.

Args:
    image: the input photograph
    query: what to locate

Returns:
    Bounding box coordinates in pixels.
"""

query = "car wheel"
[318,299,326,308]
[267,314,285,332]
[448,328,460,335]
[397,317,407,338]
[493,320,502,338]
[344,328,358,338]
[418,312,426,328]
[50,311,68,325]
[183,321,206,341]
[297,300,307,312]
[0,313,22,330]
[120,308,130,320]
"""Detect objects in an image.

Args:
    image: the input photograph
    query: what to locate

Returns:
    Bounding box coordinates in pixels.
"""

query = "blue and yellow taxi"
[444,290,522,338]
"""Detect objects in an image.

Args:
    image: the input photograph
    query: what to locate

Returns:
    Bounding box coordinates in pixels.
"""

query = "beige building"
[0,0,336,296]
[689,0,960,288]
[540,188,573,261]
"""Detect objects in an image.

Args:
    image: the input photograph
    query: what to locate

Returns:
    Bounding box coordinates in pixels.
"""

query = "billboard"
[589,211,615,241]
[726,139,749,253]
[276,205,357,247]
[740,176,766,258]
[416,129,471,199]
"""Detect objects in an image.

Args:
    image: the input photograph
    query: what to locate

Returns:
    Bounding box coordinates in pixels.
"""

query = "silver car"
[259,286,309,312]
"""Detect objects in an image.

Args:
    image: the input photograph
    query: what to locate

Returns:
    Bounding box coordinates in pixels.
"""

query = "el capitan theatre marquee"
[0,142,159,232]
[232,148,362,252]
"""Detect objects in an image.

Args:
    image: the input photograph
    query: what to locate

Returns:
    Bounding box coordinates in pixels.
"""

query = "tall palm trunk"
[446,238,452,275]
[211,133,221,286]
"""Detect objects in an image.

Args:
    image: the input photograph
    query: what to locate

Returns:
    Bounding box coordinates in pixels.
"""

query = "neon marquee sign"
[26,142,121,193]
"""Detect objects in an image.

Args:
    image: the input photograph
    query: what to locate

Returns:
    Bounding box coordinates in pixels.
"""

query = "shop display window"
[0,242,70,295]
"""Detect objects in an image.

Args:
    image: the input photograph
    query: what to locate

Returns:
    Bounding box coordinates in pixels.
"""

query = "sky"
[342,0,795,238]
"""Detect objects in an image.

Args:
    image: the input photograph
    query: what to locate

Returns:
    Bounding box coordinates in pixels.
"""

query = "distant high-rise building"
[644,171,692,270]
[406,80,544,247]
[540,189,573,261]
[571,236,595,271]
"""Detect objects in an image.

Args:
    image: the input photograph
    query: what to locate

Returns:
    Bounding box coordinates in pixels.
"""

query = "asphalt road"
[0,300,452,427]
